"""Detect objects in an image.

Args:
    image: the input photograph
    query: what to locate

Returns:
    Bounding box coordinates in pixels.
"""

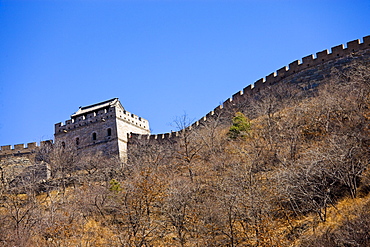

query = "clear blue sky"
[0,0,369,147]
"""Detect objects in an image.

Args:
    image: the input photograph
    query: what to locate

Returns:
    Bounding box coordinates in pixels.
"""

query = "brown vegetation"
[0,63,369,246]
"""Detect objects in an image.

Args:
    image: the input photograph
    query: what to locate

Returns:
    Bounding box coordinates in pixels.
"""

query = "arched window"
[107,128,112,136]
[92,132,97,141]
[62,142,66,148]
[76,137,80,145]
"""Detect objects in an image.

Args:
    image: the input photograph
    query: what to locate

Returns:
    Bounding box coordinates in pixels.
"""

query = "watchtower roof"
[71,98,123,118]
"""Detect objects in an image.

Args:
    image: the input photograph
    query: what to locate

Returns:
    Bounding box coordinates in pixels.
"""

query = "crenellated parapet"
[116,110,149,130]
[0,140,53,158]
[129,104,225,141]
[129,131,179,141]
[55,101,149,135]
[128,35,370,143]
[55,106,116,134]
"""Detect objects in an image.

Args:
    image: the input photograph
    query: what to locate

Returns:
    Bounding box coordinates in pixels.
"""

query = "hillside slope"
[0,57,369,247]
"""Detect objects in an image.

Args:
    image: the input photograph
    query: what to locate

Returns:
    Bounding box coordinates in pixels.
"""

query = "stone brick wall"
[54,110,119,156]
[115,108,150,159]
[0,141,52,159]
[129,35,370,142]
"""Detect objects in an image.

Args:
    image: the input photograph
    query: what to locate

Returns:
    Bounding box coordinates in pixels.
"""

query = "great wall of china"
[1,35,370,157]
[129,35,370,141]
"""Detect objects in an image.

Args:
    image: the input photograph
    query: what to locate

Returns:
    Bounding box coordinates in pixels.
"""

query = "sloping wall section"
[129,35,370,142]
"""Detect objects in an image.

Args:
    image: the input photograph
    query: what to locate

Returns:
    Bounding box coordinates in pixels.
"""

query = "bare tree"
[172,114,204,182]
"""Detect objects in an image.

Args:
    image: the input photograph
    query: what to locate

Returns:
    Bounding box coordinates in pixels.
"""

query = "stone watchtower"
[54,98,150,160]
